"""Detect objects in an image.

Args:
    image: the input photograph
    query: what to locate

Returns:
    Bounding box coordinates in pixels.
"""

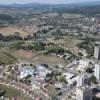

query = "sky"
[0,0,99,4]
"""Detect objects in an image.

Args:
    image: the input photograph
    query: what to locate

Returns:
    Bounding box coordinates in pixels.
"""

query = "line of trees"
[0,33,34,41]
[9,41,46,51]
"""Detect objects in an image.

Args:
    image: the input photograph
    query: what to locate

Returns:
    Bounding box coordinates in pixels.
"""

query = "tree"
[9,41,24,50]
[33,42,45,51]
[52,96,58,100]
[78,52,83,57]
[86,67,94,73]
[59,75,68,84]
[90,75,97,84]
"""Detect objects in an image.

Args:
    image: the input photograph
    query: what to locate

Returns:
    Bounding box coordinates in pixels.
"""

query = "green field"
[0,47,17,65]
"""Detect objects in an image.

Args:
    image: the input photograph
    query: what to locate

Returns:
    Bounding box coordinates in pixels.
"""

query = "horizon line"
[0,1,100,5]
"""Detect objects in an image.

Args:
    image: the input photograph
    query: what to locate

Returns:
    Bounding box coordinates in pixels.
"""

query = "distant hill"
[0,1,100,15]
[0,1,100,8]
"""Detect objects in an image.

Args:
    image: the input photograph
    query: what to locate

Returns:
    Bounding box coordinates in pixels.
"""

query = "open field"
[63,37,81,55]
[15,49,34,59]
[48,36,81,55]
[0,26,29,37]
[31,54,67,65]
[15,51,67,66]
[0,49,17,64]
[62,13,84,19]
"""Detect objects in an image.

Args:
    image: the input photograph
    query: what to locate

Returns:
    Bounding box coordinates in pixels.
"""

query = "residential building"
[94,64,100,81]
[76,86,92,100]
[94,42,100,60]
[77,74,90,87]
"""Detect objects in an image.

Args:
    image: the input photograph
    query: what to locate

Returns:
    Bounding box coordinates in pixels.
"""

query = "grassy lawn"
[0,84,31,100]
[0,49,17,64]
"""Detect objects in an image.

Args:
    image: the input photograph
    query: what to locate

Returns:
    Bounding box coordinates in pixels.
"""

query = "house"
[19,66,34,79]
[63,72,77,85]
[33,64,51,81]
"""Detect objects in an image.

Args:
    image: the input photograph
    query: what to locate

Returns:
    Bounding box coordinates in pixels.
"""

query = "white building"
[77,74,90,87]
[76,86,92,100]
[76,59,90,72]
[63,72,76,85]
[95,93,100,99]
[79,49,88,57]
[19,66,34,79]
[34,64,51,80]
[94,42,100,60]
[94,64,100,81]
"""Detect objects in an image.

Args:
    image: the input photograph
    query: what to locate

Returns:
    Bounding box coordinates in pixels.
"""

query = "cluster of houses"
[16,58,97,99]
[0,55,99,99]
[0,57,99,100]
[18,64,51,82]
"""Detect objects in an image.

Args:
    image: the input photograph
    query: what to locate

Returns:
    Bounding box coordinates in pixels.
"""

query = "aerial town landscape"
[0,0,99,100]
